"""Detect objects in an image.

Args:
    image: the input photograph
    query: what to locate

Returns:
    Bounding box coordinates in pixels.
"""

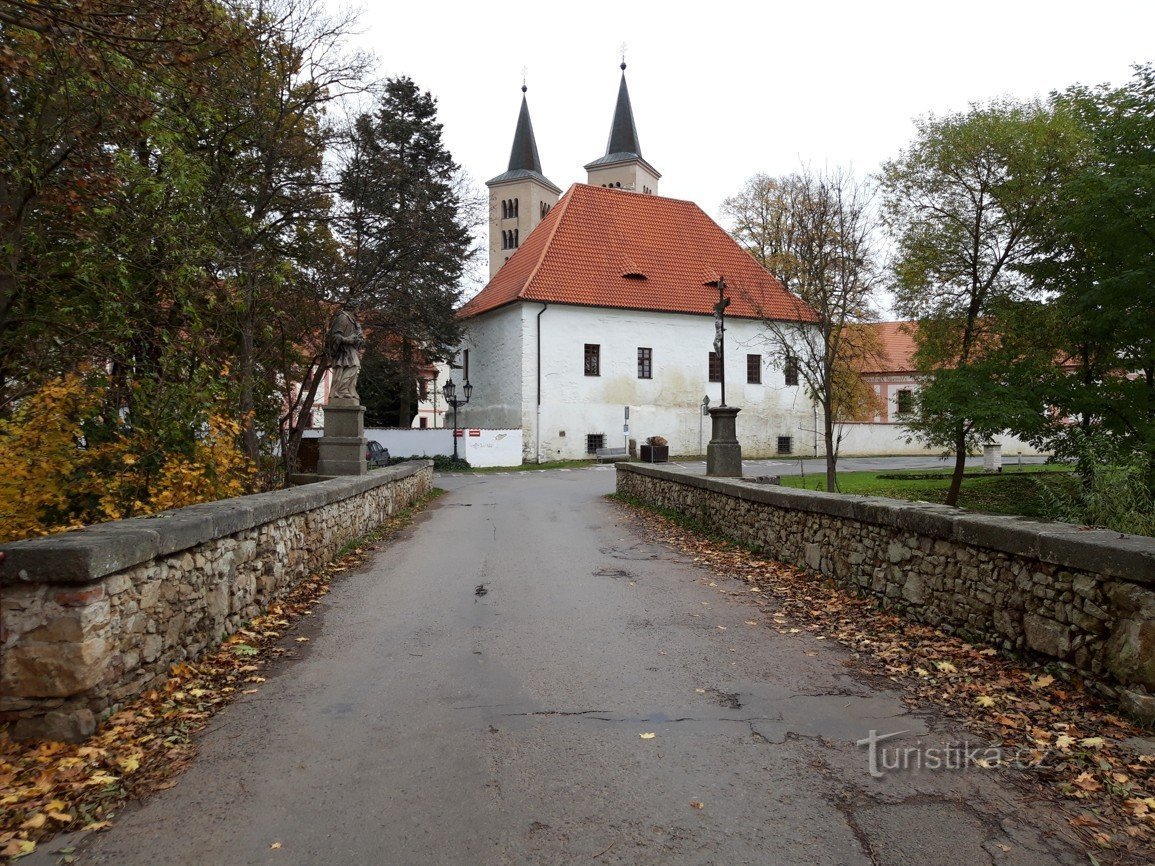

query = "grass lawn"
[778,464,1076,519]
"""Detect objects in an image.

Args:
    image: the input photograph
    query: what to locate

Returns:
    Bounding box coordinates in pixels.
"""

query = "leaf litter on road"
[611,496,1155,863]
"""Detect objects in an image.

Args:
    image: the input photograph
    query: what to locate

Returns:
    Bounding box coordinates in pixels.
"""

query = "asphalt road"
[50,467,1083,865]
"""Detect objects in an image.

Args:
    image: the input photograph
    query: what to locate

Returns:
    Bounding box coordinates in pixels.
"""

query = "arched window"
[501,200,508,219]
[500,230,508,250]
[514,228,519,247]
[513,198,519,217]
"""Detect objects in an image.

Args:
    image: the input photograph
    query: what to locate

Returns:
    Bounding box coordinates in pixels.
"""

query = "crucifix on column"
[706,275,741,477]
[713,276,731,406]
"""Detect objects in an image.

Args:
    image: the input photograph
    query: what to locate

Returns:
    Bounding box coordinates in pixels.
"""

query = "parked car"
[366,441,390,468]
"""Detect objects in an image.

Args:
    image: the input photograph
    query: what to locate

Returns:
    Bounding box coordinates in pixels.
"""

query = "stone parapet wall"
[1,462,432,740]
[617,463,1155,721]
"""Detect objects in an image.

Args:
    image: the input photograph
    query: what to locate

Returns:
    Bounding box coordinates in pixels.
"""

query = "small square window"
[708,351,722,383]
[584,344,600,377]
[777,436,793,455]
[637,347,652,379]
[747,354,761,384]
[896,389,914,416]
[586,433,605,454]
[784,355,799,387]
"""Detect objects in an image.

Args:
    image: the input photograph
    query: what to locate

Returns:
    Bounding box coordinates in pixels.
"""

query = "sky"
[330,0,1153,291]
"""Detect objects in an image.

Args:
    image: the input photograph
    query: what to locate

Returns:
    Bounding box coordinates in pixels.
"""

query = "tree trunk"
[945,424,968,506]
[238,285,260,462]
[823,400,837,493]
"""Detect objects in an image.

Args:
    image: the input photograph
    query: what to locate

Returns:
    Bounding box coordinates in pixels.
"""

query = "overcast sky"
[339,0,1151,217]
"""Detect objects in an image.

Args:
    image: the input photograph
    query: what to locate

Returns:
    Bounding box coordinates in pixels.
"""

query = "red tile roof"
[459,184,817,322]
[860,321,919,375]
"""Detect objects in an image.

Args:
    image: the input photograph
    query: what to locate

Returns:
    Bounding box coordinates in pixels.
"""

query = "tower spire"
[584,60,661,194]
[486,81,561,279]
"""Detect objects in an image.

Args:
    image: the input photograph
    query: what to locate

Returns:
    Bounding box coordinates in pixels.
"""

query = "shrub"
[0,373,254,543]
[1037,446,1155,537]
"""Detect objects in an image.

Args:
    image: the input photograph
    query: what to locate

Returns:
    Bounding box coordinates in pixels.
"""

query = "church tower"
[585,62,661,195]
[486,85,561,279]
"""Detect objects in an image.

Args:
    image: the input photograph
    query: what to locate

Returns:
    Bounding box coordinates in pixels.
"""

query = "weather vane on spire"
[521,66,528,93]
[620,43,627,70]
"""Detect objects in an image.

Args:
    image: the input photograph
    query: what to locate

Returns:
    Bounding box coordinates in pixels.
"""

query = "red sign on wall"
[454,429,464,437]
[468,429,481,437]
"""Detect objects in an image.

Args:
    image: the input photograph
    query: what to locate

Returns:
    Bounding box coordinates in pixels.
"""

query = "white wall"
[457,304,524,430]
[303,427,525,467]
[463,302,819,462]
[836,424,1049,457]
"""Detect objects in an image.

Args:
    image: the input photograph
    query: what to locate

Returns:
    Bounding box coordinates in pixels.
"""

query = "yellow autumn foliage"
[0,374,254,543]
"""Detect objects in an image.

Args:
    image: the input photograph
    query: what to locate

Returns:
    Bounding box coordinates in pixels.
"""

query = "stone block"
[1,527,158,585]
[1105,617,1155,690]
[993,607,1021,640]
[1120,689,1155,725]
[12,708,96,743]
[902,572,924,604]
[141,633,163,663]
[1023,613,1072,659]
[1,634,110,697]
[804,543,822,571]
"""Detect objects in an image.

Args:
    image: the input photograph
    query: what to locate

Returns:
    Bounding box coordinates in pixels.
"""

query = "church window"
[637,347,652,379]
[514,228,519,247]
[584,344,600,377]
[896,389,914,416]
[500,230,507,250]
[747,354,762,384]
[784,355,799,386]
[513,198,519,217]
[708,351,722,383]
[501,200,508,219]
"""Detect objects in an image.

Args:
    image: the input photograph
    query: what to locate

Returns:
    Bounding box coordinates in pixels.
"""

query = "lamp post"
[441,377,473,461]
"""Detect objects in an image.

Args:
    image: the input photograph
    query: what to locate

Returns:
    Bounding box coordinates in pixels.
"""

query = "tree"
[881,100,1084,505]
[335,76,477,425]
[1023,64,1155,494]
[723,167,882,492]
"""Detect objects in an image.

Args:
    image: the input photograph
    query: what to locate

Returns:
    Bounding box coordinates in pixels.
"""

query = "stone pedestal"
[706,405,742,477]
[318,400,366,476]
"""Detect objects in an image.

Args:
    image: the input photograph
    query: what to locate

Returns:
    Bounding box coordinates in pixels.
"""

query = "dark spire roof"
[584,63,660,177]
[606,62,641,158]
[487,85,560,193]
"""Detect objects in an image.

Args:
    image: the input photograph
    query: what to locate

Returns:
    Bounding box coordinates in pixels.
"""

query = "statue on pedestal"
[327,303,364,402]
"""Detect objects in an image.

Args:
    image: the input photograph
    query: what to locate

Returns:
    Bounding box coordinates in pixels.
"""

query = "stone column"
[706,405,742,477]
[317,398,366,476]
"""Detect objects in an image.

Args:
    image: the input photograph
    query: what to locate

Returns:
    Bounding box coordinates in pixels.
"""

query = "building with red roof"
[447,66,820,462]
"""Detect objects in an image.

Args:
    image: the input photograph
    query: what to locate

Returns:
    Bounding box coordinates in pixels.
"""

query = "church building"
[453,65,819,463]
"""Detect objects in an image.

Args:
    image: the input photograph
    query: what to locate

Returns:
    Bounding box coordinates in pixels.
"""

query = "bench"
[595,447,628,463]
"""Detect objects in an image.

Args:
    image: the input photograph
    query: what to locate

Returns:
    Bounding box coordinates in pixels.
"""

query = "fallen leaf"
[295,637,309,643]
[935,661,958,674]
[689,801,704,809]
[270,842,282,849]
[639,732,656,740]
[1033,674,1055,689]
[20,814,46,830]
[1080,737,1106,749]
[975,695,997,708]
[0,839,36,858]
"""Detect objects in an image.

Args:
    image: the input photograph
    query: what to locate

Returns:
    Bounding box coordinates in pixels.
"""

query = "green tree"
[723,167,883,492]
[881,100,1085,506]
[1024,64,1155,494]
[336,76,477,425]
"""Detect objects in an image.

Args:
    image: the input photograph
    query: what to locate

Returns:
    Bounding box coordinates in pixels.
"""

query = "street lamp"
[442,377,473,461]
